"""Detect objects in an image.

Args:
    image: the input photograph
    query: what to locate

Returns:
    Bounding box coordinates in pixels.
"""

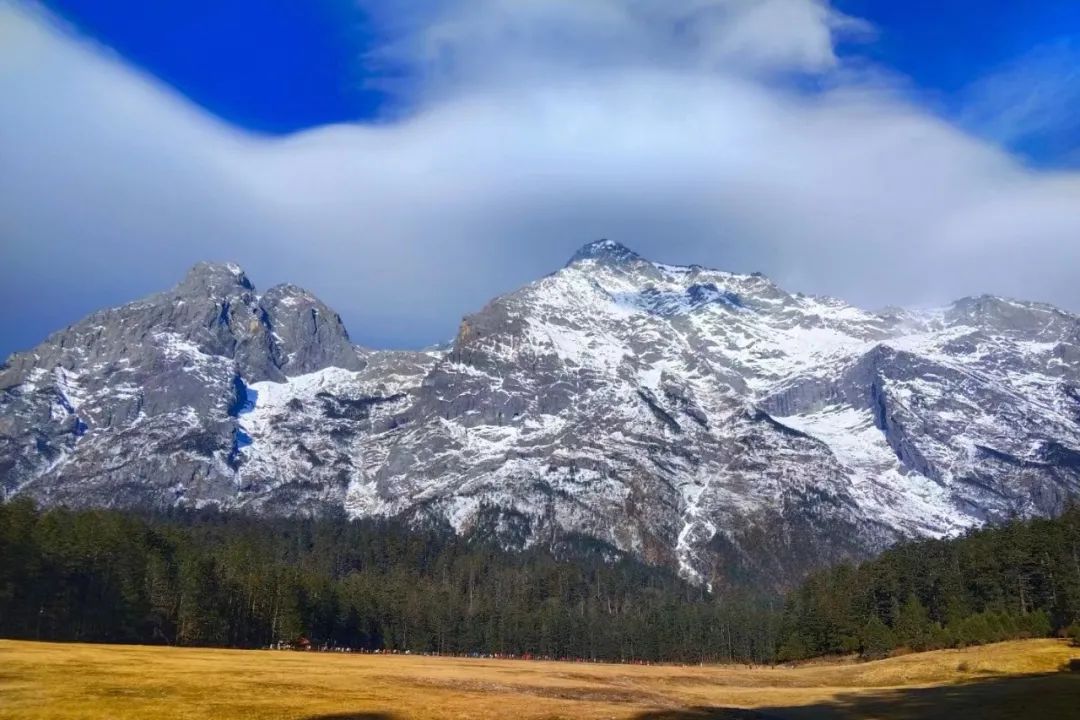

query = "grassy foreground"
[1,639,1078,720]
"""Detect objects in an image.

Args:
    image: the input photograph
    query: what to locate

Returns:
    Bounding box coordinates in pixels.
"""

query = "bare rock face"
[0,262,376,511]
[3,243,1079,589]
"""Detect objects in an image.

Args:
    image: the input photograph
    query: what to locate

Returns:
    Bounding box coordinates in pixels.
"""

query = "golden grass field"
[1,638,1078,720]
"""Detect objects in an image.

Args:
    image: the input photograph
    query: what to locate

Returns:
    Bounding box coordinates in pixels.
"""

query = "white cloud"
[1,0,1078,355]
[365,0,871,91]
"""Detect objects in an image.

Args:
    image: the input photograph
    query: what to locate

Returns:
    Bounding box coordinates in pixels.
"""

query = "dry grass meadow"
[1,638,1078,719]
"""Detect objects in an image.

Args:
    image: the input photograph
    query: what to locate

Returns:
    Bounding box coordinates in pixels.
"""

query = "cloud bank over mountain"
[2,0,1079,355]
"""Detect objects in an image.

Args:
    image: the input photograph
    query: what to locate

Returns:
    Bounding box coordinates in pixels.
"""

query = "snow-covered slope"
[3,241,1078,588]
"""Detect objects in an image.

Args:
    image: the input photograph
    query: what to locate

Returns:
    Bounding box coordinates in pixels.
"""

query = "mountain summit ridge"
[566,238,644,266]
[3,242,1079,588]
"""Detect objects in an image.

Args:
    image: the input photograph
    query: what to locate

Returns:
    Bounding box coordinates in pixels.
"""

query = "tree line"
[0,499,778,663]
[776,505,1080,659]
[1,499,1078,663]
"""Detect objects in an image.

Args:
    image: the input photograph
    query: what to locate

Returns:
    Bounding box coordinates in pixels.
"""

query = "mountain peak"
[177,261,254,295]
[263,283,317,302]
[566,239,643,267]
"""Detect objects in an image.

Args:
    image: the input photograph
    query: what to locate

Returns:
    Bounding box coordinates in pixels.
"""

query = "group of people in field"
[267,640,658,664]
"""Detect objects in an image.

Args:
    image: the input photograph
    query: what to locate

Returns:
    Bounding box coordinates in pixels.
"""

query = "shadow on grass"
[635,709,780,720]
[634,669,1080,720]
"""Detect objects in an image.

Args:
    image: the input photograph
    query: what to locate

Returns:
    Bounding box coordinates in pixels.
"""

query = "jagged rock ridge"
[3,242,1079,588]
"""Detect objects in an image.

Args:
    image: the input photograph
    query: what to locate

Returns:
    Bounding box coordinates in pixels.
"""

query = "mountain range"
[3,240,1078,589]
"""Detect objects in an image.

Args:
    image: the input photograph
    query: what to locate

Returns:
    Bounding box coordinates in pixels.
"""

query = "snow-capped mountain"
[3,241,1078,588]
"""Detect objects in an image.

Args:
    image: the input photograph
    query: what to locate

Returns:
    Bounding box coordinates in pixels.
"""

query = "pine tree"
[894,594,931,651]
[860,614,895,659]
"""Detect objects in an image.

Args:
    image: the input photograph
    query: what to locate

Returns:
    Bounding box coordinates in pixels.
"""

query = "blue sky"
[39,0,1080,164]
[836,0,1080,164]
[838,0,1078,89]
[40,0,392,133]
[2,0,1080,358]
